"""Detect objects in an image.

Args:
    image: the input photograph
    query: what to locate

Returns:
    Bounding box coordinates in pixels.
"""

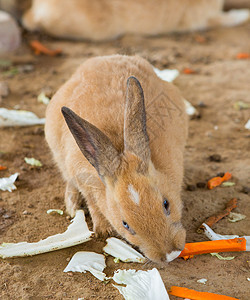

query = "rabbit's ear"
[124,76,151,166]
[61,107,120,179]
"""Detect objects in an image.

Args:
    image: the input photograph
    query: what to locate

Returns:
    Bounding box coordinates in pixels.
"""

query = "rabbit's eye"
[163,198,170,215]
[122,220,135,235]
[122,220,129,229]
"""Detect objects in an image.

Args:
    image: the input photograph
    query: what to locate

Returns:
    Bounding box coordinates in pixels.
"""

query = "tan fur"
[45,55,188,262]
[23,0,249,41]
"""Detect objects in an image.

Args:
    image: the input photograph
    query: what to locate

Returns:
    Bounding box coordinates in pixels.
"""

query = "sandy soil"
[0,22,250,300]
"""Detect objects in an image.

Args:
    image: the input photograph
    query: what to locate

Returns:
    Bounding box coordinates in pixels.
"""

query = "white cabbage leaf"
[197,278,207,284]
[0,172,19,192]
[64,251,107,281]
[37,92,50,105]
[24,157,42,167]
[0,210,93,258]
[210,253,235,260]
[47,209,63,215]
[153,67,179,82]
[202,223,249,251]
[183,99,198,116]
[0,108,45,127]
[245,119,250,130]
[228,212,246,223]
[103,237,146,263]
[113,268,170,300]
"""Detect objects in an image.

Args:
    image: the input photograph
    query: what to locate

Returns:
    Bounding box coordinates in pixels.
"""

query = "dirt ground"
[0,21,250,300]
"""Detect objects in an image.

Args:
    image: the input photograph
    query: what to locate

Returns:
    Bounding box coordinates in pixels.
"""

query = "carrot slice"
[179,238,246,258]
[198,198,237,231]
[236,52,250,59]
[207,172,232,189]
[30,40,62,56]
[169,286,239,300]
[0,165,7,170]
[194,35,206,43]
[183,68,196,74]
[182,255,194,260]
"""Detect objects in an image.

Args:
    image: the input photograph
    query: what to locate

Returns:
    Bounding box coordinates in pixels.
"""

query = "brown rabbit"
[45,55,188,263]
[23,0,249,41]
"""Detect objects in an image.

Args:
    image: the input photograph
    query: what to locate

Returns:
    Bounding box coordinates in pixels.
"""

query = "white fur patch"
[128,184,140,205]
[34,3,53,22]
[222,9,250,27]
[166,251,181,262]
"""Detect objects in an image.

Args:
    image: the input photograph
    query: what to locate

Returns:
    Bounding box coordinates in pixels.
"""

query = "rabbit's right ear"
[61,107,120,180]
[124,76,151,167]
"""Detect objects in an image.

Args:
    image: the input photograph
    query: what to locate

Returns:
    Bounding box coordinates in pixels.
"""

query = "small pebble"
[2,213,11,219]
[196,182,206,188]
[186,184,196,191]
[209,154,221,162]
[197,101,207,108]
[18,64,34,73]
[241,186,250,194]
[22,210,31,215]
[205,131,213,137]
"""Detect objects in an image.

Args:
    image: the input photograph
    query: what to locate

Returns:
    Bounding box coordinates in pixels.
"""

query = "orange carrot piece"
[198,198,237,231]
[182,255,194,260]
[183,68,196,74]
[30,40,62,56]
[179,238,246,258]
[223,172,232,181]
[207,172,232,189]
[0,165,7,170]
[236,52,250,59]
[169,286,239,300]
[194,35,206,43]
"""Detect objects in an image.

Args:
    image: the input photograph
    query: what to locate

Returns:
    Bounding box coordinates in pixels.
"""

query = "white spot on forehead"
[128,184,140,205]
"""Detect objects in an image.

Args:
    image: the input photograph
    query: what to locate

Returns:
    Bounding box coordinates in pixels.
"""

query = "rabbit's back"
[23,0,226,40]
[45,55,187,183]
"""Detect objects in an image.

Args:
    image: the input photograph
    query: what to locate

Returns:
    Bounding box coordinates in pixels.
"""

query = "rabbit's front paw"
[93,219,114,238]
[65,182,82,218]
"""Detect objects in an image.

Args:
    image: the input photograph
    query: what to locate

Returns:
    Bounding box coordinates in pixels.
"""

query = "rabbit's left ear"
[61,106,121,180]
[124,76,151,167]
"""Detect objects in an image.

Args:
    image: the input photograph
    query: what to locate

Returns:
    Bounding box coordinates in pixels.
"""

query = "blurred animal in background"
[21,0,250,41]
[0,0,31,53]
[0,0,31,20]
